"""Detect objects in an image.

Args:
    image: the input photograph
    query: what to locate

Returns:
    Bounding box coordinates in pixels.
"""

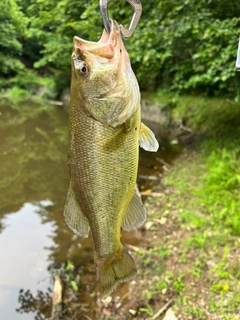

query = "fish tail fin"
[96,246,137,298]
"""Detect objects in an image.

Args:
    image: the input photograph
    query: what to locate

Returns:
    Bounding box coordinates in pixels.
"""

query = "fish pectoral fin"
[122,189,146,231]
[139,122,159,152]
[63,185,90,238]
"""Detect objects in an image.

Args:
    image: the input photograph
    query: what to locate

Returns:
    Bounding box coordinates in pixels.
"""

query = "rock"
[129,309,137,316]
[163,308,178,320]
[141,98,172,128]
[162,288,167,295]
[102,296,112,307]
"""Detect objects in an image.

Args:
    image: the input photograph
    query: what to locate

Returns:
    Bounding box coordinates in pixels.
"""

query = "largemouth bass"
[64,19,159,298]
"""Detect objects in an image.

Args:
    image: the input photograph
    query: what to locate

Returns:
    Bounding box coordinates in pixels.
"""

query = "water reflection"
[0,101,71,319]
[0,101,69,216]
[17,288,52,320]
[0,203,55,320]
[0,100,181,319]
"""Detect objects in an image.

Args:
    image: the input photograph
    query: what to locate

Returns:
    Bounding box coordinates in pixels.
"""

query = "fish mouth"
[73,20,126,61]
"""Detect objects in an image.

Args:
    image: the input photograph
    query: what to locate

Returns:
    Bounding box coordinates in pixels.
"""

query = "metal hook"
[99,0,142,38]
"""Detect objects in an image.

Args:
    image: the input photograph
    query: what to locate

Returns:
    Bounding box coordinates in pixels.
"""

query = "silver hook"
[99,0,142,38]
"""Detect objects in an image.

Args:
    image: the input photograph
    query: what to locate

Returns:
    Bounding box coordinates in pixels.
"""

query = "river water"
[0,99,181,319]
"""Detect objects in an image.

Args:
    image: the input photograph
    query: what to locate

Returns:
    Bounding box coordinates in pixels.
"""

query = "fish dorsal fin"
[63,185,90,238]
[139,122,159,152]
[122,189,146,231]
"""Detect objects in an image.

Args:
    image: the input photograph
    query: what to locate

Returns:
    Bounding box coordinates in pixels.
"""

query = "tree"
[1,0,240,96]
[0,0,28,87]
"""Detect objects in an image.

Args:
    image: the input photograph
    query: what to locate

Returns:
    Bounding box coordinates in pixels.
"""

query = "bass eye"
[74,58,89,76]
[80,65,87,73]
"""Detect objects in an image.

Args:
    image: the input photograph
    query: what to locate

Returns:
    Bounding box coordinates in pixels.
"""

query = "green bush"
[1,0,240,95]
[0,0,28,84]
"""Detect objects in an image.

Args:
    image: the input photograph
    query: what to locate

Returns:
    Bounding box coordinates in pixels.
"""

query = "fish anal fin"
[63,185,90,238]
[122,189,146,232]
[97,246,137,298]
[139,122,159,152]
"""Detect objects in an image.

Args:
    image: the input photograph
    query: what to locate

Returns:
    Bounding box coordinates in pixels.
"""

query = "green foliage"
[164,94,240,237]
[26,0,102,93]
[196,146,240,235]
[7,86,30,98]
[1,0,240,95]
[0,0,56,94]
[127,0,240,93]
[139,304,154,317]
[174,141,240,236]
[151,280,167,292]
[184,305,206,319]
[172,272,185,295]
[63,260,80,291]
[0,0,28,82]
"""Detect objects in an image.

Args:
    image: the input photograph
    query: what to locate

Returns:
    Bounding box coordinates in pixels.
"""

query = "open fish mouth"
[73,19,126,61]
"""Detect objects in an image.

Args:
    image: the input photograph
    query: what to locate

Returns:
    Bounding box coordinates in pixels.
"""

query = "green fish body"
[64,20,158,297]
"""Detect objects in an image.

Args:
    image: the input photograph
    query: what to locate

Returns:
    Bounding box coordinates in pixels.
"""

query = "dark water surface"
[0,100,181,319]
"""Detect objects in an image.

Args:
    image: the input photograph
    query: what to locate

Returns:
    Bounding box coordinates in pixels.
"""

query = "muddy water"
[0,101,181,319]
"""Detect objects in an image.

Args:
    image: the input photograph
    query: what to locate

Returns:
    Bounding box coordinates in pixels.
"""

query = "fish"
[63,19,159,298]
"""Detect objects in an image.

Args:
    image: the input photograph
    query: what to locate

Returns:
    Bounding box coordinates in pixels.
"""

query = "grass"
[161,155,240,317]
